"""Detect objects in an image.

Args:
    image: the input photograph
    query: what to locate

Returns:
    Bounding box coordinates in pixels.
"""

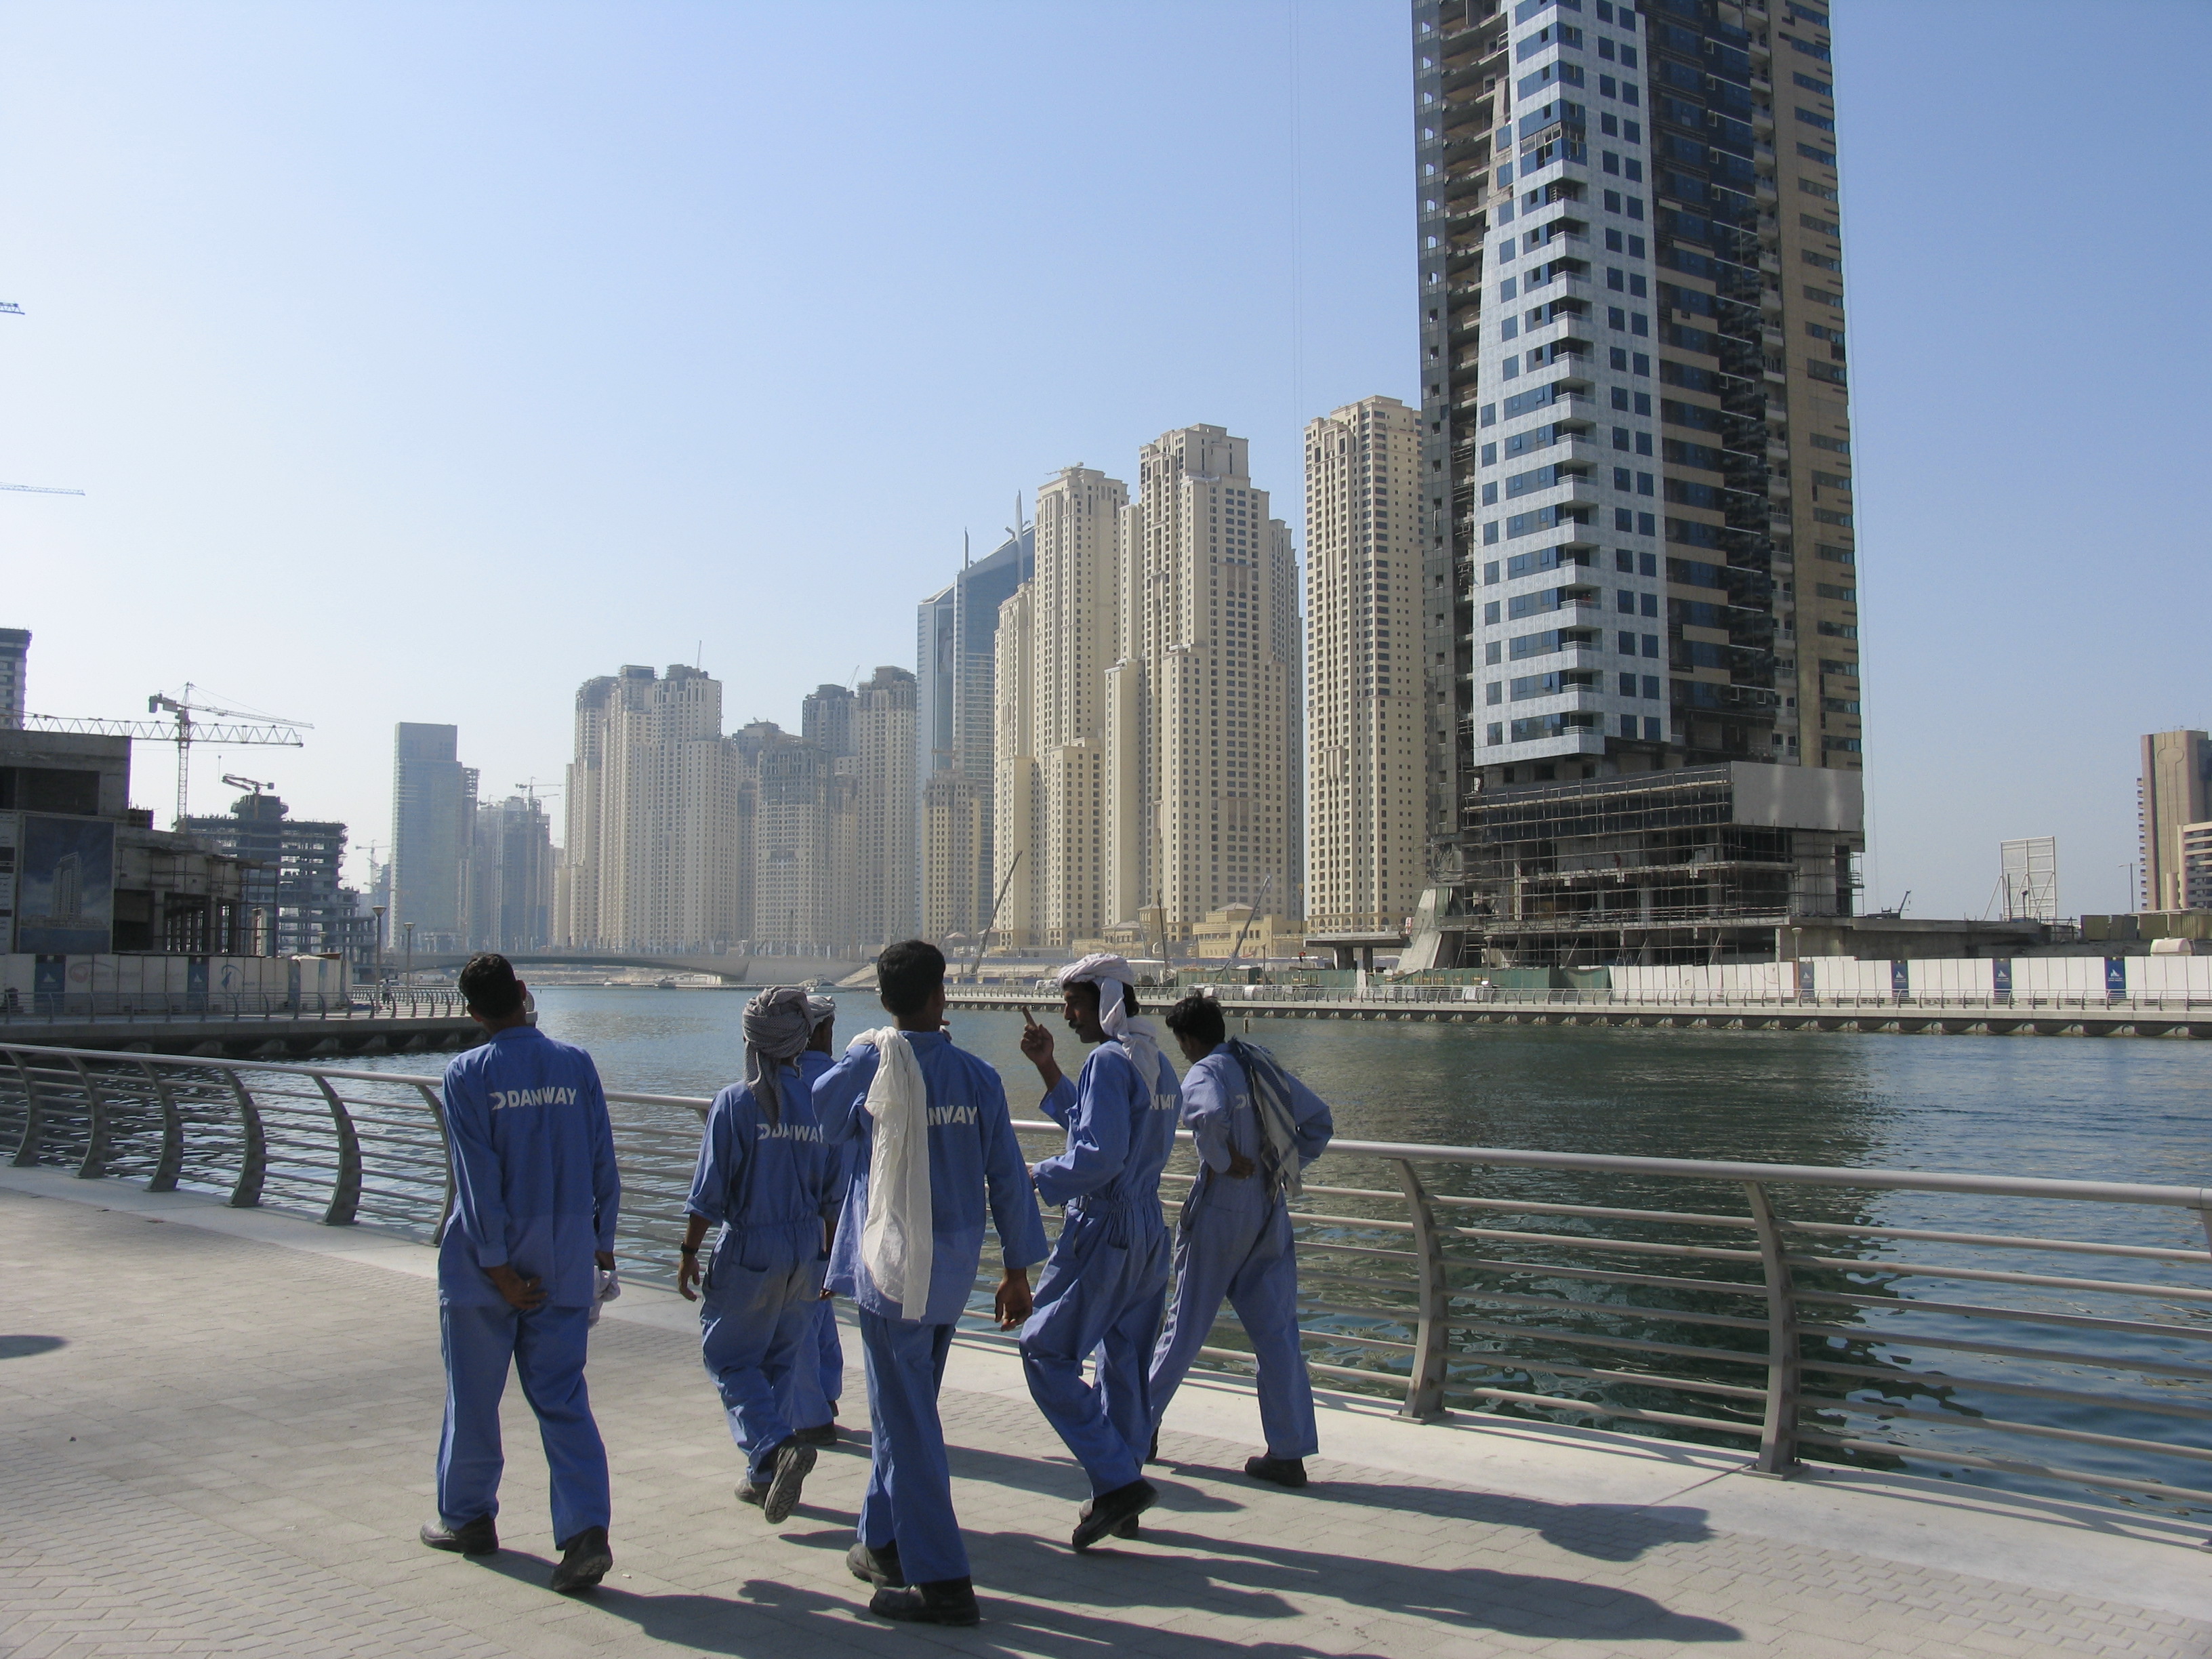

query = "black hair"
[1067,980,1141,1019]
[876,939,946,1018]
[458,952,525,1019]
[1164,991,1225,1048]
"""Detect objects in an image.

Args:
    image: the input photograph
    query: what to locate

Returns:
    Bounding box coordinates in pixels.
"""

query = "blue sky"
[3,2,2206,918]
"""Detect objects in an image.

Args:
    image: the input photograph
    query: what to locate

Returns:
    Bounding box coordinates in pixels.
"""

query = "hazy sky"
[5,2,2207,919]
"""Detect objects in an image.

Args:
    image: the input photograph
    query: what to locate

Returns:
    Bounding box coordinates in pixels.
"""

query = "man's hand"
[994,1268,1033,1330]
[676,1253,703,1301]
[485,1263,547,1311]
[1019,1009,1064,1091]
[596,1250,616,1271]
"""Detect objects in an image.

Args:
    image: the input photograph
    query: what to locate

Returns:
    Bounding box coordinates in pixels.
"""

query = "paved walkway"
[3,1170,2211,1659]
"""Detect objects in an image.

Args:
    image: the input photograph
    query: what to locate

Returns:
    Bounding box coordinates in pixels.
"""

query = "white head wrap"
[1059,953,1162,1088]
[854,1026,933,1320]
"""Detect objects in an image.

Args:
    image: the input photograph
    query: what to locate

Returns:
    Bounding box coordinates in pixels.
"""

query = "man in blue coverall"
[815,939,1046,1626]
[1147,991,1334,1488]
[794,991,848,1445]
[420,954,619,1596]
[1015,954,1183,1550]
[676,986,838,1525]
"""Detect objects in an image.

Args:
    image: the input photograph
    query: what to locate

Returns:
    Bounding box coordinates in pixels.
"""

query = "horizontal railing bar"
[1799,1395,2212,1464]
[1784,1219,2212,1264]
[1797,1361,2212,1421]
[1300,1240,1419,1261]
[1446,1317,1767,1368]
[1298,1268,1420,1296]
[1446,1223,1765,1263]
[1296,1182,1407,1203]
[1290,1212,1418,1235]
[1796,1330,2212,1382]
[1784,1253,2212,1304]
[1795,1294,2212,1344]
[1443,1385,1762,1438]
[1448,1254,1768,1298]
[1297,1329,1420,1353]
[1429,1191,1760,1229]
[1449,1355,1768,1401]
[1794,1431,2212,1506]
[1298,1300,1420,1324]
[1448,1288,1774,1332]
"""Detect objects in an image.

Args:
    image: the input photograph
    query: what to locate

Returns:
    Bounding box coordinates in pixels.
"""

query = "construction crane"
[220,774,274,799]
[24,685,310,827]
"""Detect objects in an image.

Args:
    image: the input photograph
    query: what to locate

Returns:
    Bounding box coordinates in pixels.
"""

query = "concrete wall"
[1,953,347,1001]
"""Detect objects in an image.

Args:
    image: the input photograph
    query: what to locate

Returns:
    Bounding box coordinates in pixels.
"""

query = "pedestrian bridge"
[405,950,866,987]
[2,1043,2209,1657]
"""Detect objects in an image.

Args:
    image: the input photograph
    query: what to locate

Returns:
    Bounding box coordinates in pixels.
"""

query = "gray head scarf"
[805,993,836,1032]
[743,985,815,1124]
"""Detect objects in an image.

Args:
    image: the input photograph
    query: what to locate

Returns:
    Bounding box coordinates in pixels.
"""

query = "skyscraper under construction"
[1409,0,1863,967]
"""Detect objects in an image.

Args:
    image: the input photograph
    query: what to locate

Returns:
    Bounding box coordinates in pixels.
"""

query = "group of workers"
[419,941,1334,1627]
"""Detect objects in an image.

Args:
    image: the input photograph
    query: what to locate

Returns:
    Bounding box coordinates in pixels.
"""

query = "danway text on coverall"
[1019,1038,1183,1495]
[687,1060,838,1483]
[1147,1044,1334,1459]
[815,1033,1048,1586]
[435,1025,620,1546]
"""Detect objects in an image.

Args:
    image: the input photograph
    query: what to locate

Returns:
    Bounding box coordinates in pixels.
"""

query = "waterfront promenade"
[4,1168,2209,1658]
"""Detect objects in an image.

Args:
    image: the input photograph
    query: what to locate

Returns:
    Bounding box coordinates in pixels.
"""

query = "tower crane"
[25,684,310,827]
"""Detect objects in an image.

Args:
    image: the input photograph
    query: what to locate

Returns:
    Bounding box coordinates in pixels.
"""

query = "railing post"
[1391,1158,1450,1421]
[221,1067,266,1208]
[413,1080,455,1232]
[138,1059,183,1191]
[312,1074,361,1225]
[1743,1180,1801,1477]
[9,1048,44,1166]
[64,1055,110,1179]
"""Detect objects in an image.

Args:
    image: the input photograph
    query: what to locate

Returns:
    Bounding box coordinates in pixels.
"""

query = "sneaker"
[794,1420,839,1448]
[418,1515,498,1556]
[846,1538,905,1588]
[760,1437,817,1525]
[1244,1455,1309,1489]
[1071,1478,1155,1552]
[869,1577,979,1626]
[549,1526,613,1595]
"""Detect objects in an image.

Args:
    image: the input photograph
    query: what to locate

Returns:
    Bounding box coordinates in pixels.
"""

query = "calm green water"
[523,984,2212,1192]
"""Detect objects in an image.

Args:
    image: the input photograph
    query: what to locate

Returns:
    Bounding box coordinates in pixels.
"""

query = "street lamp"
[403,920,416,990]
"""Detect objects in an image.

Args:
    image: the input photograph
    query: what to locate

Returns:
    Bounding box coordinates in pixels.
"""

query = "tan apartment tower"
[991,466,1128,949]
[1408,0,1864,967]
[1105,424,1303,941]
[2139,729,2212,912]
[1303,396,1424,944]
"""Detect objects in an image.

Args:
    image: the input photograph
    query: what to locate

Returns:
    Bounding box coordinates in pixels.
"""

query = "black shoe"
[869,1577,979,1626]
[550,1525,613,1594]
[736,1480,766,1507]
[760,1437,817,1525]
[1147,1429,1161,1464]
[847,1538,906,1588]
[1245,1455,1309,1489]
[1072,1479,1155,1552]
[419,1515,498,1556]
[1113,1513,1141,1540]
[795,1420,839,1448]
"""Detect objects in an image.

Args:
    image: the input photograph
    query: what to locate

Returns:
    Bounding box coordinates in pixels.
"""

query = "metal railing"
[0,990,466,1025]
[966,984,2212,1016]
[3,1040,2211,1516]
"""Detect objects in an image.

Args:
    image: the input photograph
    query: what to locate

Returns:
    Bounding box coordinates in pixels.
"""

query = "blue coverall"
[1019,1039,1182,1496]
[1147,1046,1334,1459]
[687,1063,837,1483]
[434,1025,619,1547]
[815,1033,1048,1586]
[797,1046,849,1426]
